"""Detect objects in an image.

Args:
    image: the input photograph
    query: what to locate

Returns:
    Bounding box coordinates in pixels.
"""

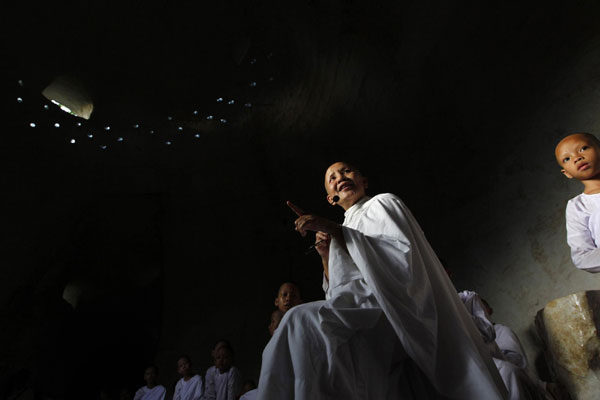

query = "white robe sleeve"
[226,367,242,400]
[566,200,600,272]
[204,367,216,400]
[494,324,528,369]
[341,194,507,399]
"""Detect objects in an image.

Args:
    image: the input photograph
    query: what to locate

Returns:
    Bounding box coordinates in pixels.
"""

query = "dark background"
[3,1,600,398]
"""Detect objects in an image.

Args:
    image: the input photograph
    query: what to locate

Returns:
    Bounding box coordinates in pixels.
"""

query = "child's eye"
[581,146,589,152]
[563,157,570,163]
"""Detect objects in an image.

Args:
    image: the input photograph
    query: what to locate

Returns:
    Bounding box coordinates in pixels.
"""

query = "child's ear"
[274,298,280,307]
[561,169,574,179]
[326,194,336,206]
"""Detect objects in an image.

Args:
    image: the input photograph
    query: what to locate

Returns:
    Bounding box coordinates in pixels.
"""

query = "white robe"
[204,365,242,400]
[495,324,527,369]
[565,192,600,272]
[239,389,257,400]
[173,375,203,400]
[133,385,166,400]
[257,193,507,399]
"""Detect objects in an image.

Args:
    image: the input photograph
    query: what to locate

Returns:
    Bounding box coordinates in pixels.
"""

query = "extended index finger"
[286,200,305,216]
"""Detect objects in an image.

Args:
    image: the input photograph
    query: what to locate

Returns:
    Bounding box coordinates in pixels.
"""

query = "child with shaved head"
[173,356,203,400]
[273,282,302,313]
[133,366,166,400]
[555,133,600,272]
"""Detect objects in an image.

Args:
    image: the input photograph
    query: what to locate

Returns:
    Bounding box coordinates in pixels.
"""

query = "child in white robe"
[555,133,600,272]
[204,344,242,400]
[459,291,554,400]
[173,356,203,400]
[133,366,166,400]
[256,161,509,399]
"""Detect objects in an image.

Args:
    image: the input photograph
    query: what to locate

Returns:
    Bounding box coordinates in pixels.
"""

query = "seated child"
[458,291,555,400]
[133,366,166,400]
[273,282,302,313]
[173,356,203,400]
[555,132,600,272]
[204,344,242,400]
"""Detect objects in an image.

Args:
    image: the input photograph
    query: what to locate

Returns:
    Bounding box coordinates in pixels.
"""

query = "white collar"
[344,196,371,219]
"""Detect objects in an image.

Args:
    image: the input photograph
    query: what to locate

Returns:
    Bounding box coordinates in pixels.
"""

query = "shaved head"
[555,133,600,165]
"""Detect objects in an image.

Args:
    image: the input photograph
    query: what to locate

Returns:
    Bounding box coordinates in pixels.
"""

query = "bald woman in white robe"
[256,162,507,400]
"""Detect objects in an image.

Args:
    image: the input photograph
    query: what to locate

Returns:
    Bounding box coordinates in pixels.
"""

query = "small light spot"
[216,97,223,102]
[165,141,172,145]
[70,139,76,144]
[29,122,36,128]
[167,116,173,121]
[149,130,155,134]
[220,118,227,123]
[133,124,139,129]
[104,126,110,131]
[250,58,257,64]
[228,100,235,105]
[206,115,214,120]
[100,145,107,150]
[244,103,252,108]
[177,126,183,131]
[76,122,82,127]
[193,110,198,115]
[54,123,60,128]
[18,80,24,87]
[44,104,49,110]
[194,133,200,138]
[17,97,23,103]
[87,134,93,138]
[117,137,123,142]
[249,82,257,87]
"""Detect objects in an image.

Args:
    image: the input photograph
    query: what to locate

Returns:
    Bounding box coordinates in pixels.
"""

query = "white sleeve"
[133,388,144,400]
[322,273,329,297]
[227,367,242,400]
[566,201,600,272]
[194,375,204,400]
[173,380,182,400]
[157,386,166,400]
[204,368,216,400]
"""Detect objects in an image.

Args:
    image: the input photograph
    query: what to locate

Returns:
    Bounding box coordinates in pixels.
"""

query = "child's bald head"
[555,133,600,163]
[555,133,600,181]
[274,282,302,313]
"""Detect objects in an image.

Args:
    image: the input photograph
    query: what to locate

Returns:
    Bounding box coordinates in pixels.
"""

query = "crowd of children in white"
[123,282,300,400]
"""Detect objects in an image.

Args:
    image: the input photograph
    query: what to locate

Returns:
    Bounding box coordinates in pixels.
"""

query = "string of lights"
[14,53,275,152]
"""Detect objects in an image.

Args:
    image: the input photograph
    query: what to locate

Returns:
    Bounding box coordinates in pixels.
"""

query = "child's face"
[144,367,158,386]
[177,358,192,377]
[214,347,233,373]
[269,310,284,336]
[211,341,228,359]
[274,283,301,312]
[555,134,600,180]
